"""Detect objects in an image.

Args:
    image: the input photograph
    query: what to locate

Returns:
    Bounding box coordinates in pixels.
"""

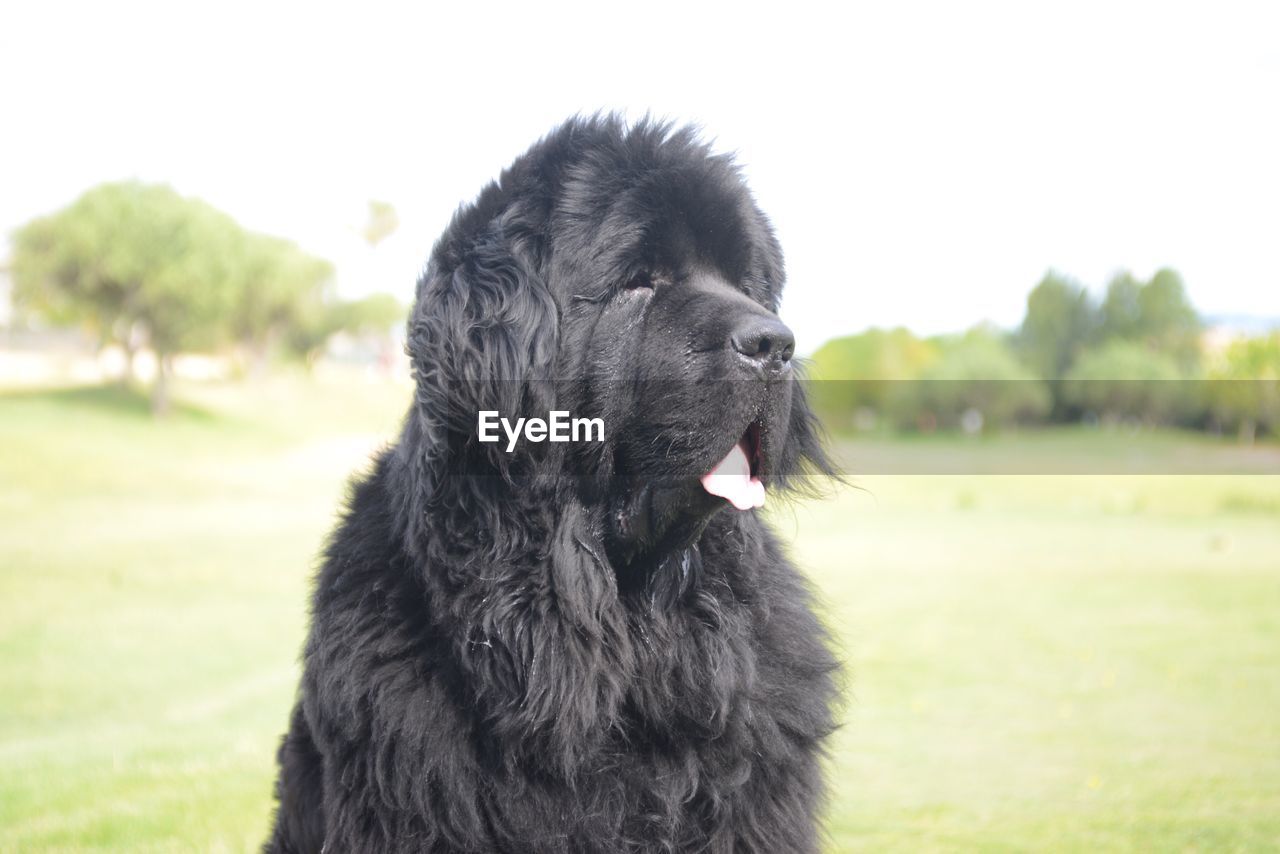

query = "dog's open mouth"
[700,422,766,511]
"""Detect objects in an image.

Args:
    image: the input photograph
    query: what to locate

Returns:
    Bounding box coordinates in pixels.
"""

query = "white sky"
[2,1,1277,352]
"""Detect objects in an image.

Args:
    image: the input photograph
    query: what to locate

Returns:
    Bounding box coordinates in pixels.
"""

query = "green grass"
[2,378,1278,851]
[783,471,1280,851]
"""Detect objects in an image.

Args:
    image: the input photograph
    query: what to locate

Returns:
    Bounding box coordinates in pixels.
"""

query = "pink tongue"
[700,439,766,510]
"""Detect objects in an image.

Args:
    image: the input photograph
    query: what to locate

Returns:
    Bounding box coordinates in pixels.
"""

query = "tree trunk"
[250,340,271,379]
[121,318,146,387]
[1239,419,1257,445]
[152,353,172,417]
[120,339,137,386]
[243,326,280,380]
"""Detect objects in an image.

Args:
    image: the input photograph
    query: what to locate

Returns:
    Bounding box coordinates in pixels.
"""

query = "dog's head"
[409,116,830,567]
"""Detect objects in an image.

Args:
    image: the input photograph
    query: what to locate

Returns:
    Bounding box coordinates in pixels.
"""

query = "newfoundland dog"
[267,115,838,853]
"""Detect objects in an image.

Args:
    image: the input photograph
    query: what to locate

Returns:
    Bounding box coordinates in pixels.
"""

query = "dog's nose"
[730,317,795,368]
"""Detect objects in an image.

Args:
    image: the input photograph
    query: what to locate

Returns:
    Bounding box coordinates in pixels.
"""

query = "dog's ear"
[408,217,558,476]
[454,500,630,777]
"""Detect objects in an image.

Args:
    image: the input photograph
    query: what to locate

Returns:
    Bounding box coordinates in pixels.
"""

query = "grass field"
[2,376,1279,851]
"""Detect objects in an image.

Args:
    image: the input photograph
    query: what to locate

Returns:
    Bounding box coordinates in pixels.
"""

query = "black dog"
[267,116,838,853]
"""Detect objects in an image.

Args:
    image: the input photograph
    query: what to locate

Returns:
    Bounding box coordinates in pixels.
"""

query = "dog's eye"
[622,274,654,291]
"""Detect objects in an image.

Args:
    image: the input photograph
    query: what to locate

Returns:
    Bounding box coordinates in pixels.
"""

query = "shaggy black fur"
[267,116,839,853]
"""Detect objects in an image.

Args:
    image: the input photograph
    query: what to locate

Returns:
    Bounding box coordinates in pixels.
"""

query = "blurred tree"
[1098,268,1201,370]
[807,327,938,429]
[331,292,405,335]
[1138,268,1201,370]
[279,289,339,370]
[10,215,107,333]
[1063,341,1188,424]
[11,182,244,414]
[1098,272,1145,342]
[890,327,1050,431]
[1016,272,1098,383]
[1205,332,1280,442]
[283,292,406,369]
[361,200,400,247]
[229,233,335,375]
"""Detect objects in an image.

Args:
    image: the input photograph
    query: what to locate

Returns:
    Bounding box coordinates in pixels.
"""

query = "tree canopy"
[11,182,349,413]
[1206,333,1280,442]
[893,328,1050,431]
[1063,341,1189,424]
[1016,272,1097,382]
[1098,268,1200,370]
[805,267,1279,438]
[13,183,243,356]
[807,327,938,427]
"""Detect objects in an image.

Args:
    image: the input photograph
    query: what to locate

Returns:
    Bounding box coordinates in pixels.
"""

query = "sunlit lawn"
[2,376,1278,851]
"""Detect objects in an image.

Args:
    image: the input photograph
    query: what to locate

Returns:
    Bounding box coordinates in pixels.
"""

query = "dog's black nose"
[731,317,795,367]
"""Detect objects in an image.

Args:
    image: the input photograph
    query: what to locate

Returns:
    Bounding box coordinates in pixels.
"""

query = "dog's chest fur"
[279,453,835,852]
